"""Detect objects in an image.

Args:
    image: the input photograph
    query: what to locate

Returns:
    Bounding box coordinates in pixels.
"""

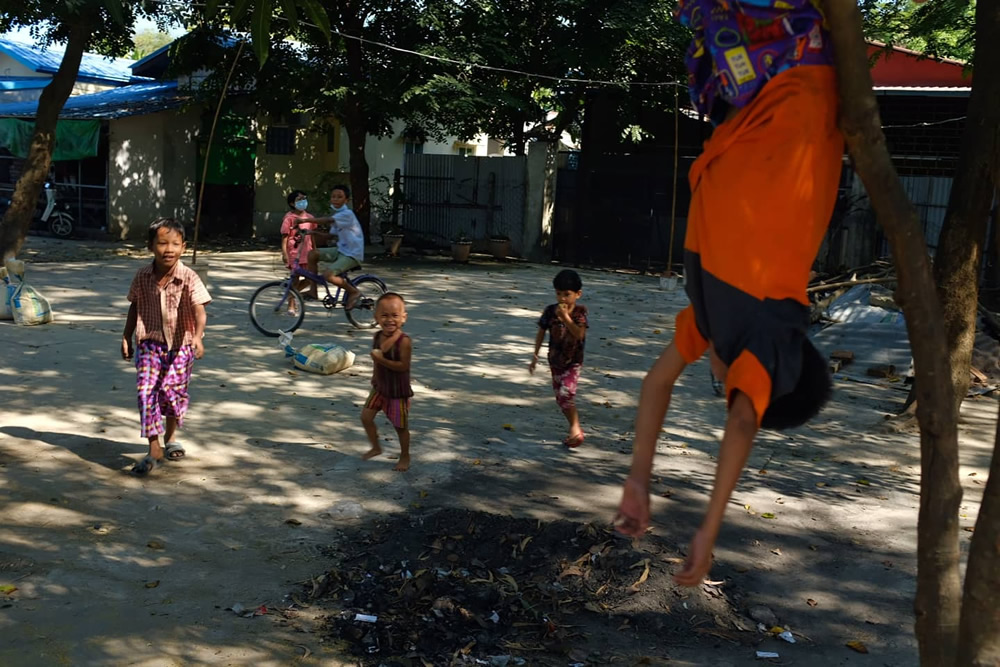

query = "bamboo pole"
[191,39,245,264]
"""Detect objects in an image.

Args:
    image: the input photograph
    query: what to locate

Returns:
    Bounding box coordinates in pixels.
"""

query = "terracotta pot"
[488,238,510,260]
[384,233,404,257]
[451,241,472,263]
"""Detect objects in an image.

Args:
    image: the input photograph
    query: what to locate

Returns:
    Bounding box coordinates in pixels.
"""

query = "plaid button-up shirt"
[128,260,211,350]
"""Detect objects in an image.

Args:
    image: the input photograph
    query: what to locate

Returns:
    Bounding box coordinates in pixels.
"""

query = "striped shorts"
[364,388,410,430]
[135,340,195,438]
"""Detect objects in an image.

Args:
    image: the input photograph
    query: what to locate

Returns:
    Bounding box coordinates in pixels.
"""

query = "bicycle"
[248,229,387,336]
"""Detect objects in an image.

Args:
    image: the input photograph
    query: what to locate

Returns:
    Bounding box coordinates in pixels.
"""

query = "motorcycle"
[39,181,74,238]
[0,183,75,238]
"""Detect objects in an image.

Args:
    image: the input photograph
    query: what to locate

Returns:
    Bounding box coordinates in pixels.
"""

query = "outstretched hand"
[613,477,650,537]
[674,529,715,587]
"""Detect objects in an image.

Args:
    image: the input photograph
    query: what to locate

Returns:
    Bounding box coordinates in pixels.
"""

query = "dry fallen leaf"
[807,598,818,607]
[771,548,782,556]
[285,518,302,526]
[502,424,515,431]
[144,580,160,589]
[0,585,17,595]
[846,640,869,654]
[147,540,165,550]
[761,513,776,520]
[815,481,827,487]
[629,559,651,594]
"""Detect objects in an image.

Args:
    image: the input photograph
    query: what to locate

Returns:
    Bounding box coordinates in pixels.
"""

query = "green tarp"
[0,118,100,160]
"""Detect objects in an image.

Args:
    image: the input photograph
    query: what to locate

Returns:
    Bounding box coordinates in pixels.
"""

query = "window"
[456,146,474,157]
[404,141,424,155]
[266,126,296,155]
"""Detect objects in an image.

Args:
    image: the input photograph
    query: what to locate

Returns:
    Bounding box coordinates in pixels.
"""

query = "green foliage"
[414,0,691,152]
[0,0,144,58]
[130,30,173,60]
[860,0,976,63]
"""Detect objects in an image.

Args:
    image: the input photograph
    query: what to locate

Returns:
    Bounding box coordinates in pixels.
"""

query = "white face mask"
[330,203,344,212]
[294,199,308,211]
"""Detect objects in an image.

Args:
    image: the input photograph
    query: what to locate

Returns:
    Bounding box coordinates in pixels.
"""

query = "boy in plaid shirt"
[121,218,211,475]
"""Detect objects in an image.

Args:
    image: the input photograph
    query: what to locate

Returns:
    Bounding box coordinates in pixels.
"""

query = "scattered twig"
[807,276,897,293]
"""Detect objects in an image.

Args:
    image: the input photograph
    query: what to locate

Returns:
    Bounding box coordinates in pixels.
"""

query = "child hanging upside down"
[615,0,843,586]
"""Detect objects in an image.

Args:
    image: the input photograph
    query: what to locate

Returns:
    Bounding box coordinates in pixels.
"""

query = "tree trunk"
[956,3,1000,662]
[341,14,371,241]
[824,2,963,665]
[0,22,91,261]
[343,96,371,242]
[929,0,1000,413]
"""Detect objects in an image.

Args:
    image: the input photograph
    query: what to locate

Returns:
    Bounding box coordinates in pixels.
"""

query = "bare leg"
[326,273,360,308]
[147,434,164,461]
[164,416,178,446]
[394,428,411,471]
[361,408,382,459]
[562,405,582,439]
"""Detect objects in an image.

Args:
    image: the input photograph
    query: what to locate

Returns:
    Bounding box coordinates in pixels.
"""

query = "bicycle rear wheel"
[345,276,387,329]
[249,280,305,336]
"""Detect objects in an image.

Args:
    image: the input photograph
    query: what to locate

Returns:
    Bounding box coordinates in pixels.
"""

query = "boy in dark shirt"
[530,270,589,447]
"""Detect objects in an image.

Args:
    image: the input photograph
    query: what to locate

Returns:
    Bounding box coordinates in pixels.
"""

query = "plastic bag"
[294,343,355,375]
[0,267,12,321]
[5,259,52,326]
[278,330,355,375]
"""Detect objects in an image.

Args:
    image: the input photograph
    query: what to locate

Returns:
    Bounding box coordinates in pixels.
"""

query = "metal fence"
[401,154,526,252]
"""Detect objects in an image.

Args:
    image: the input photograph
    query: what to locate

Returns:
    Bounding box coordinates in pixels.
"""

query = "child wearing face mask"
[281,189,319,300]
[306,184,364,310]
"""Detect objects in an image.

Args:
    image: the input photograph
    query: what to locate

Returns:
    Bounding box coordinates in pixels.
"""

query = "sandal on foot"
[345,292,361,310]
[164,443,186,460]
[563,433,585,448]
[132,454,162,476]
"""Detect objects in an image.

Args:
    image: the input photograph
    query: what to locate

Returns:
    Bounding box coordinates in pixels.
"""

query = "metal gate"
[401,154,526,253]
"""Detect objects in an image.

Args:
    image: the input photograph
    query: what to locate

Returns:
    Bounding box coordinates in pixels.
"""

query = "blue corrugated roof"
[0,82,184,119]
[0,36,140,84]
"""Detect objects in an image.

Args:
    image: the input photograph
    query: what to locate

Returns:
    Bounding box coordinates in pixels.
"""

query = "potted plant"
[451,231,473,263]
[383,227,405,257]
[488,233,511,260]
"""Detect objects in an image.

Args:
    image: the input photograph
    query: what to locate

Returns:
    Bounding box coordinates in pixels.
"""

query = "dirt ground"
[0,236,992,666]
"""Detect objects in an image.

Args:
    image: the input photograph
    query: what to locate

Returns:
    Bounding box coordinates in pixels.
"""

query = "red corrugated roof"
[868,41,971,88]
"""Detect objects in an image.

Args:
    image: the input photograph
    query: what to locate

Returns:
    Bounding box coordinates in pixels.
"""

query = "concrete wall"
[344,121,492,184]
[0,54,36,77]
[108,107,200,240]
[253,120,342,237]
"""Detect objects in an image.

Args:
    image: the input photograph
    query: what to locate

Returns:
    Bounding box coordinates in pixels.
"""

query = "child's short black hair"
[760,340,832,430]
[332,184,351,199]
[148,218,185,245]
[376,292,405,307]
[286,189,307,209]
[553,269,582,292]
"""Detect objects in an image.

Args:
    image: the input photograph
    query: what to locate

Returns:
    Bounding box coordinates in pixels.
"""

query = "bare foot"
[393,455,410,472]
[362,446,382,460]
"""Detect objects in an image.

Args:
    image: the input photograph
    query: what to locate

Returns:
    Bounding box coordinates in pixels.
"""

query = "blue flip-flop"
[132,454,162,476]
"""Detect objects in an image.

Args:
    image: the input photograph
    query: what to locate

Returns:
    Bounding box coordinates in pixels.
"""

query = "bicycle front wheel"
[249,280,305,336]
[345,276,387,329]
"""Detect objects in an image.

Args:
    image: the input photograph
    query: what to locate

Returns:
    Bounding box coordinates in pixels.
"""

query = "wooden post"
[667,84,680,276]
[391,168,401,230]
